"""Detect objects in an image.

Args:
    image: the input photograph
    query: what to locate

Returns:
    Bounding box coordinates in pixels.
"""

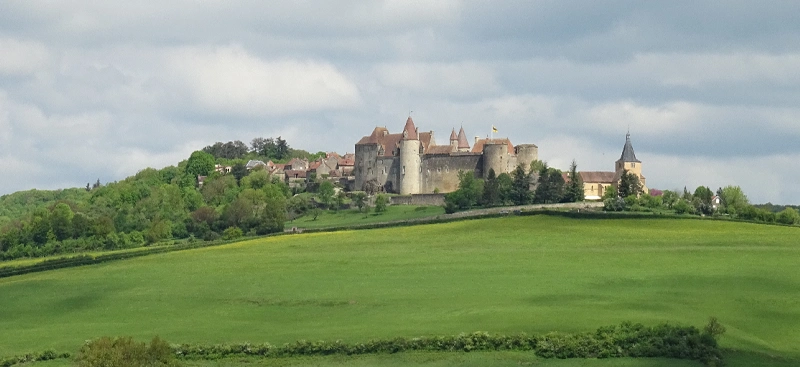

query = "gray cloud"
[0,1,798,204]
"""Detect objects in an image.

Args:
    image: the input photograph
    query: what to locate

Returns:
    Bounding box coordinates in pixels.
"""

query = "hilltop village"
[236,116,648,200]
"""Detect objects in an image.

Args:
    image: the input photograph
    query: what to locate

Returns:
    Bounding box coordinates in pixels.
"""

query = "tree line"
[444,160,587,213]
[0,136,320,261]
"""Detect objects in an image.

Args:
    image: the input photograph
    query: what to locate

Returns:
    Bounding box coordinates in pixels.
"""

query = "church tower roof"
[402,116,418,140]
[618,133,641,163]
[457,126,470,149]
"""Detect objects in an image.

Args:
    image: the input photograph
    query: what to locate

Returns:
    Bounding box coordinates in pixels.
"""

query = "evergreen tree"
[563,159,585,203]
[510,164,531,205]
[481,169,501,207]
[534,164,565,204]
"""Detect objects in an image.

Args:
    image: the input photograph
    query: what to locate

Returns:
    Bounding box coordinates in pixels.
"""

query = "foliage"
[718,186,749,215]
[776,207,800,225]
[444,171,483,211]
[534,164,564,204]
[563,160,584,203]
[693,186,715,215]
[352,192,367,212]
[318,181,335,209]
[185,151,216,180]
[0,350,70,367]
[170,323,721,365]
[202,140,249,160]
[481,169,501,207]
[77,336,180,367]
[617,170,642,198]
[222,227,243,240]
[510,164,532,205]
[374,194,388,213]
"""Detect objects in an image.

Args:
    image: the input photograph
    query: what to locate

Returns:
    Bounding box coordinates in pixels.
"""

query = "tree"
[496,173,513,204]
[617,170,643,198]
[718,186,749,215]
[661,190,679,209]
[444,171,483,210]
[777,207,800,225]
[481,169,501,207]
[374,194,388,213]
[563,160,584,203]
[275,136,290,160]
[510,164,532,205]
[534,164,564,204]
[334,191,346,212]
[318,181,335,209]
[693,186,715,215]
[231,163,248,184]
[50,203,74,241]
[310,208,322,221]
[352,192,367,212]
[185,151,216,179]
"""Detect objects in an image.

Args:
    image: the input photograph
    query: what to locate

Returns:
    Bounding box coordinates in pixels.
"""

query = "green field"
[288,205,445,229]
[1,215,798,366]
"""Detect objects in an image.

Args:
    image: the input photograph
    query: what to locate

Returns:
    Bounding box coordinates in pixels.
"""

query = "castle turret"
[514,144,539,171]
[456,127,470,152]
[483,141,507,177]
[399,117,421,195]
[449,128,458,151]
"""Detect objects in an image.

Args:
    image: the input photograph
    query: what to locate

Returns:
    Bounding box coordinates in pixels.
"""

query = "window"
[402,166,405,175]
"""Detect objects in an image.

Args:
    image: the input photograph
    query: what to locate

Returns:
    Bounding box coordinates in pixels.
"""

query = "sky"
[1,1,799,204]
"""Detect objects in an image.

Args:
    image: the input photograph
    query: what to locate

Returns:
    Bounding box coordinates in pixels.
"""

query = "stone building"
[579,133,648,200]
[354,117,538,194]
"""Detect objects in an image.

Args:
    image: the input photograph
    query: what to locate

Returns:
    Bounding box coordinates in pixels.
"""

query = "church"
[577,133,648,200]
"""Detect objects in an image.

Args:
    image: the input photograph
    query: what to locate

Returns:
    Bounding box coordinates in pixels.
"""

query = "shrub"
[77,336,180,367]
[222,227,243,240]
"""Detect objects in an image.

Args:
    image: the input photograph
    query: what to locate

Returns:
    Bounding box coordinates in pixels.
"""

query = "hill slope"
[1,216,798,365]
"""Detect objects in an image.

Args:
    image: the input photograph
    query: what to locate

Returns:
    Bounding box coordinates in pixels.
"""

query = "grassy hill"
[1,215,798,366]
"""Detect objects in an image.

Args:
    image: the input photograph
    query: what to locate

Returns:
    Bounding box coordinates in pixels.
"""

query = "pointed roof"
[618,133,641,163]
[457,127,470,149]
[402,116,418,140]
[449,128,457,141]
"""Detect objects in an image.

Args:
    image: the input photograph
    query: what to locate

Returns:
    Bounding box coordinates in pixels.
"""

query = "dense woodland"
[0,137,324,260]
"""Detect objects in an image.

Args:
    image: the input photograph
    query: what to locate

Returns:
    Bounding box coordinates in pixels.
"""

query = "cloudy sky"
[1,1,799,204]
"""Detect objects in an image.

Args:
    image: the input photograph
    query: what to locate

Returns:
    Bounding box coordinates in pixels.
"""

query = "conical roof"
[618,133,641,163]
[449,128,457,141]
[457,127,470,149]
[402,116,418,140]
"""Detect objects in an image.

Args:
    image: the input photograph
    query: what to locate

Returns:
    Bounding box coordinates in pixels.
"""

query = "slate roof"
[618,133,641,163]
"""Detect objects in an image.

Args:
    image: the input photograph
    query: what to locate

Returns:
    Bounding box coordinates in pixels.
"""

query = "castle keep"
[355,117,538,194]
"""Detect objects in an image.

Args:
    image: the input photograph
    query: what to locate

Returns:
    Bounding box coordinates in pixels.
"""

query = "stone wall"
[390,193,446,206]
[420,153,482,193]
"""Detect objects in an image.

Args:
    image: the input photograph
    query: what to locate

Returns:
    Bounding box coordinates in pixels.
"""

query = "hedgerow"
[172,322,723,366]
[0,350,70,367]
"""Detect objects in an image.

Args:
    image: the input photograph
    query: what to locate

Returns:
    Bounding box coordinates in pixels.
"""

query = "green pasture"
[288,205,445,229]
[2,215,799,366]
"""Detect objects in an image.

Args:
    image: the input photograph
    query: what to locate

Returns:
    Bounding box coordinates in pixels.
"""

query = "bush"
[77,336,180,367]
[222,227,243,240]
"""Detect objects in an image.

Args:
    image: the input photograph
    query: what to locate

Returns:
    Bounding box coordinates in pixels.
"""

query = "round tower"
[514,144,539,171]
[399,117,421,195]
[483,142,507,176]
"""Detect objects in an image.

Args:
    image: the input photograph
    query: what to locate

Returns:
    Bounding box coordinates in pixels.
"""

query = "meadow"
[287,204,445,229]
[1,215,798,366]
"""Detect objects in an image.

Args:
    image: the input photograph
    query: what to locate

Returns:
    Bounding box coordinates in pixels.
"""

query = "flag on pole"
[492,125,498,133]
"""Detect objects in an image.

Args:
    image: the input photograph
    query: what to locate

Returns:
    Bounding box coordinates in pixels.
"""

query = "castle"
[354,117,538,194]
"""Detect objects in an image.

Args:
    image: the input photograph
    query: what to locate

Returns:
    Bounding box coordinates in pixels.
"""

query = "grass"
[287,205,445,229]
[1,215,799,366]
[0,245,159,269]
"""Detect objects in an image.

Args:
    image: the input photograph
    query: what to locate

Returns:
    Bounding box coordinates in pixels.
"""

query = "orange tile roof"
[471,138,515,154]
[457,127,470,149]
[402,117,418,140]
